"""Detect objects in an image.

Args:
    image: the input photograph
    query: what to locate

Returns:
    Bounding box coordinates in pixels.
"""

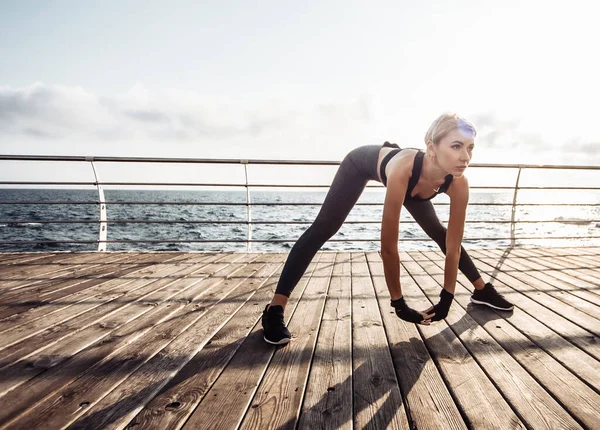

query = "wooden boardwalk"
[0,247,599,429]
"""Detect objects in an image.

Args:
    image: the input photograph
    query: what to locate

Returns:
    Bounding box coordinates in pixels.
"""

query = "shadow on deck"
[0,247,599,429]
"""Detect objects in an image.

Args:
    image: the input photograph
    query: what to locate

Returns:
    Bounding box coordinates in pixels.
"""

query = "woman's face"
[432,128,475,177]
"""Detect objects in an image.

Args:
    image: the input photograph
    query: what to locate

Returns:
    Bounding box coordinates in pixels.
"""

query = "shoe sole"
[264,336,291,345]
[470,298,514,311]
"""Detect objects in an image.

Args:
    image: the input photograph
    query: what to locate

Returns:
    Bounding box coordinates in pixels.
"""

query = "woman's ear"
[426,140,436,158]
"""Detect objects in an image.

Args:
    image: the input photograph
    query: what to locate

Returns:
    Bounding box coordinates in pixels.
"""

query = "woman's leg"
[271,146,379,307]
[402,199,484,288]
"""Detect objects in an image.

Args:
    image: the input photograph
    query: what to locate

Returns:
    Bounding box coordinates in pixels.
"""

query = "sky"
[1,0,599,187]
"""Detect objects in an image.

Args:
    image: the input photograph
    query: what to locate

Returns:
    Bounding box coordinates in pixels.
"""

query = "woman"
[262,113,513,345]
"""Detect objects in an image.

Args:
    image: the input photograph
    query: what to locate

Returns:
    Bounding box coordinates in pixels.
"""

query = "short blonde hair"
[424,112,476,145]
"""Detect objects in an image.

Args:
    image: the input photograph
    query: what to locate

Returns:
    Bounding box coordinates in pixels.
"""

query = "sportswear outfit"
[262,142,513,345]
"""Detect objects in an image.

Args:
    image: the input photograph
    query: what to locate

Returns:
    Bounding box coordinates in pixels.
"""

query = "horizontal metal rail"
[2,154,600,170]
[2,180,600,191]
[3,236,600,246]
[1,153,599,251]
[0,201,597,207]
[0,200,598,207]
[2,219,598,225]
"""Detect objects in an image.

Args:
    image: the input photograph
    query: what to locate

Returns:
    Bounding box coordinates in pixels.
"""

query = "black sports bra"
[379,141,453,201]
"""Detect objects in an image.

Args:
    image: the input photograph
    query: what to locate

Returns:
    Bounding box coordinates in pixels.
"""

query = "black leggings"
[274,144,482,297]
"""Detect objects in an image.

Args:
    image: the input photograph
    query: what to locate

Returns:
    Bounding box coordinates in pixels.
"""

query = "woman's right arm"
[380,165,410,300]
[380,162,433,325]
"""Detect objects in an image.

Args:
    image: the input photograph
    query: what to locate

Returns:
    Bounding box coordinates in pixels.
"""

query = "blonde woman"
[262,113,513,345]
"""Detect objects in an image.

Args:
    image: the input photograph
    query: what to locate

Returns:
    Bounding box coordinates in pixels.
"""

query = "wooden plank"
[0,253,185,345]
[504,249,582,269]
[0,253,87,276]
[0,253,127,298]
[554,246,600,258]
[559,247,600,265]
[0,253,240,399]
[480,248,600,309]
[508,247,544,257]
[237,252,335,430]
[0,252,124,289]
[0,253,185,318]
[0,253,254,425]
[0,252,187,349]
[471,250,600,335]
[513,248,600,283]
[365,251,467,430]
[0,253,210,332]
[179,254,323,430]
[0,253,56,268]
[526,247,597,260]
[521,248,600,290]
[127,254,287,430]
[542,247,600,269]
[483,248,600,297]
[408,252,588,429]
[349,252,410,430]
[0,253,33,264]
[63,255,284,430]
[0,253,147,308]
[493,246,600,306]
[5,253,178,295]
[0,253,221,369]
[297,252,353,430]
[429,250,600,366]
[400,252,525,429]
[419,250,600,429]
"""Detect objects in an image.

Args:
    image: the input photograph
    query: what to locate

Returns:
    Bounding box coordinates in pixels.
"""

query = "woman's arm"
[382,163,434,324]
[443,175,470,294]
[380,165,410,300]
[422,175,470,322]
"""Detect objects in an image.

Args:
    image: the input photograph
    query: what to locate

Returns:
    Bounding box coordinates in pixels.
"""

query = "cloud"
[563,137,599,155]
[0,84,594,165]
[469,112,523,149]
[0,83,372,144]
[123,108,170,123]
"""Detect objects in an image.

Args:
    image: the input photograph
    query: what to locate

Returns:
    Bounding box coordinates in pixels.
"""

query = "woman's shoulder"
[390,148,420,172]
[446,174,470,202]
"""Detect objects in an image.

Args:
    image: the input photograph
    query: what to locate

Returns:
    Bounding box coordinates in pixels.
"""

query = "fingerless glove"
[390,296,424,323]
[430,289,454,321]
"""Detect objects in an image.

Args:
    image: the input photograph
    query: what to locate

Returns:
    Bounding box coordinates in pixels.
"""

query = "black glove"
[430,289,454,321]
[391,296,425,323]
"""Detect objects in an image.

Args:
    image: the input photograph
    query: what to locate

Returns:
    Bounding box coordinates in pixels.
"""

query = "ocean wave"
[553,216,591,225]
[1,188,598,252]
[2,222,43,228]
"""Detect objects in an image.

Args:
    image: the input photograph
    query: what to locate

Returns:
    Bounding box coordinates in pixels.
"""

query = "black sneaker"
[471,283,514,311]
[262,305,291,345]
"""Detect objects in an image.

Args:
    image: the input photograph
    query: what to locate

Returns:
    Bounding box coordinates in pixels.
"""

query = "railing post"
[241,160,252,251]
[510,167,522,248]
[87,157,108,252]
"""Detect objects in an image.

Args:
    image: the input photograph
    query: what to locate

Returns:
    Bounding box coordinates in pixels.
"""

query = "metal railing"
[1,154,599,251]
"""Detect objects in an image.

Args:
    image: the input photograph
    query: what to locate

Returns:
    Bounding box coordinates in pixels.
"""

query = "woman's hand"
[422,289,454,322]
[391,296,435,325]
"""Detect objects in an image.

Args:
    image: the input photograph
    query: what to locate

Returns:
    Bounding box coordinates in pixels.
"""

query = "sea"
[1,189,599,252]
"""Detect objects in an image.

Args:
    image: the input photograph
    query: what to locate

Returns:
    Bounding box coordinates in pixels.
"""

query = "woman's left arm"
[443,175,470,294]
